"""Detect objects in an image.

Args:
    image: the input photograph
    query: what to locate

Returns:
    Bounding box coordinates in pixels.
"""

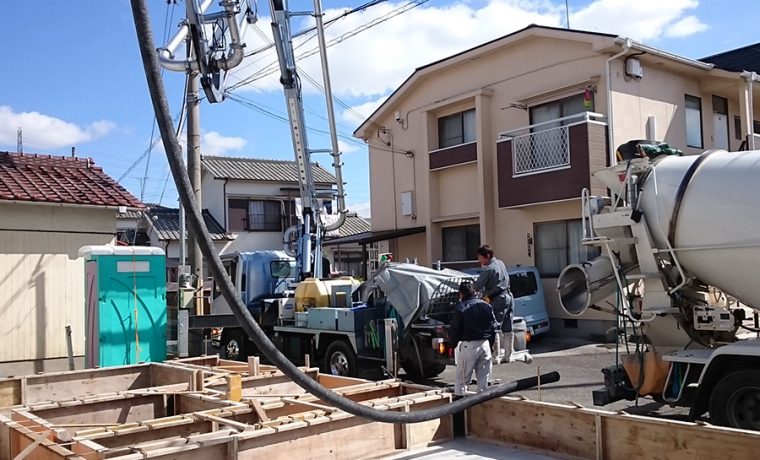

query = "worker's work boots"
[494,332,533,364]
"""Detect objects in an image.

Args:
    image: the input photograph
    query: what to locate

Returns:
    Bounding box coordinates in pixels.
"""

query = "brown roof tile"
[0,152,144,208]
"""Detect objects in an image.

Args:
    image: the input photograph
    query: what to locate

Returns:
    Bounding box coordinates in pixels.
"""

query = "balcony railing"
[498,112,606,177]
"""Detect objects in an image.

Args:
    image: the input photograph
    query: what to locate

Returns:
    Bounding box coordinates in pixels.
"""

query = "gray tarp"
[361,263,473,327]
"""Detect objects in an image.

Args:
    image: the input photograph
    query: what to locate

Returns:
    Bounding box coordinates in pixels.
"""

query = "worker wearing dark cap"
[450,281,496,395]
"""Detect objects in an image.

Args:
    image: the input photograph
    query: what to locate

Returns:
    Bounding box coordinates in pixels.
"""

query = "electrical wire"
[130,0,559,424]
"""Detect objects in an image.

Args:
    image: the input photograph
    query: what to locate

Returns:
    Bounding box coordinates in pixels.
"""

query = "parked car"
[462,265,550,337]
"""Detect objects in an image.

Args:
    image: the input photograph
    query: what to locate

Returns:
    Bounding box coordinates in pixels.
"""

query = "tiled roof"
[202,156,336,185]
[148,207,234,241]
[701,42,760,72]
[0,152,144,208]
[116,209,145,220]
[337,213,371,238]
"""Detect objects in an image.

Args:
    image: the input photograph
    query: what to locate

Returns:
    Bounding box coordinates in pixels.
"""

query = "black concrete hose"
[129,0,559,424]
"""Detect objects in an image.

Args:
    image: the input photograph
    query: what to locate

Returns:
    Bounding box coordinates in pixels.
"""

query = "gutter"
[1,199,144,212]
[614,38,714,71]
[606,38,631,166]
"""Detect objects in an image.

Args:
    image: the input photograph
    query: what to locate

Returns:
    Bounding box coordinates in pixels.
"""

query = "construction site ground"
[415,335,694,421]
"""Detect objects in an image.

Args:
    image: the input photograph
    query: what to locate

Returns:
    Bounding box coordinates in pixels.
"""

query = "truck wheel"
[709,369,760,430]
[323,341,357,377]
[222,330,248,362]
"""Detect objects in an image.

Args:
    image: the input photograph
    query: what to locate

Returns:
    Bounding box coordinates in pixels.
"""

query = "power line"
[227,0,429,92]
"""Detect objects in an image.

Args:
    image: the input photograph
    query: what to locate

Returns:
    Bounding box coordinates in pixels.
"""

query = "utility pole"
[187,68,203,314]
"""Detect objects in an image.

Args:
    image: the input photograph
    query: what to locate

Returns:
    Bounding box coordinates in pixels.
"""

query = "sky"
[0,0,757,219]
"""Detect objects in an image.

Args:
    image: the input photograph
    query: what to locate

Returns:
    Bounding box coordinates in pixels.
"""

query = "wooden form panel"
[468,397,760,460]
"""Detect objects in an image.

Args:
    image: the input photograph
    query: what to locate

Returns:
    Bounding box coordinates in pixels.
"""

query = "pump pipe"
[130,0,559,424]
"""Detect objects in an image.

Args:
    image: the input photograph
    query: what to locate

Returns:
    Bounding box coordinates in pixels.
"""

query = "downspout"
[742,71,758,150]
[606,38,631,166]
[223,178,229,231]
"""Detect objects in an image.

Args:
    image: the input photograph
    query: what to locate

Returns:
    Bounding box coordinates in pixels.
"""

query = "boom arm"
[270,0,347,279]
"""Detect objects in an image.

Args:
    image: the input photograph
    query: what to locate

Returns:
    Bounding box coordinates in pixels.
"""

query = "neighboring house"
[0,152,143,372]
[323,212,372,278]
[140,206,235,282]
[354,25,760,337]
[200,156,336,255]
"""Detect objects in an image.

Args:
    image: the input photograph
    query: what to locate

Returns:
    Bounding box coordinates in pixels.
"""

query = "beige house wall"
[361,28,759,334]
[0,203,116,363]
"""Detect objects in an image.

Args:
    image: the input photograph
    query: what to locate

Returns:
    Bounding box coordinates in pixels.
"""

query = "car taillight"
[438,342,446,355]
[525,332,532,343]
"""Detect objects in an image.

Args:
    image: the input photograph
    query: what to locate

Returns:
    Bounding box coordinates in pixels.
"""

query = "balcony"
[496,112,607,208]
[429,141,477,170]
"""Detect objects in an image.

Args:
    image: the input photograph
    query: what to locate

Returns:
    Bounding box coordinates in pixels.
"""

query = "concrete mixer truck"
[557,142,760,430]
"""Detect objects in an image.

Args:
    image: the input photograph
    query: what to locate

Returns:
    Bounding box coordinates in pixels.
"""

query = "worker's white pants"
[454,340,492,395]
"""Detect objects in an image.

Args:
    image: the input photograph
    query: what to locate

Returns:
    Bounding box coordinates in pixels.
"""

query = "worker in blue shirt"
[450,281,496,395]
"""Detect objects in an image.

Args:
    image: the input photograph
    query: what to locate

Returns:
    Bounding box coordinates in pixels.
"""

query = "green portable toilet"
[79,245,167,367]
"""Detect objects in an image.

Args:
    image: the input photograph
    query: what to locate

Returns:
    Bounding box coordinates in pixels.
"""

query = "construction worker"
[473,245,532,365]
[450,281,496,395]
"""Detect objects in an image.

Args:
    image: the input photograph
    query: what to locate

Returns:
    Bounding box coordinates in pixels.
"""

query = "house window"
[227,198,289,232]
[529,93,591,127]
[685,95,703,148]
[438,108,476,148]
[534,219,600,277]
[442,224,480,262]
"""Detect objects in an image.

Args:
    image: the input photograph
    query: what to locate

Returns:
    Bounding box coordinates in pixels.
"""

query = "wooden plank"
[174,394,232,414]
[0,379,21,408]
[31,395,165,425]
[237,414,399,460]
[23,365,151,404]
[149,363,198,390]
[249,399,269,423]
[280,398,335,413]
[247,357,260,376]
[403,397,453,450]
[88,421,215,449]
[467,397,598,459]
[225,375,242,402]
[316,374,370,389]
[602,412,760,460]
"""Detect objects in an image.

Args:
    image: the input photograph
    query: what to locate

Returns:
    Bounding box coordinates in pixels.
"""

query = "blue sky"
[1,0,757,218]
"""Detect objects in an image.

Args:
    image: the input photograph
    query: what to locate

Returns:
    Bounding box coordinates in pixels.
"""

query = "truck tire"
[221,330,248,362]
[708,369,760,430]
[323,340,357,377]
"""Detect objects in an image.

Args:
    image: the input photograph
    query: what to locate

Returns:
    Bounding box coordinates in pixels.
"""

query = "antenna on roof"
[565,0,570,29]
[16,127,22,153]
[71,146,76,158]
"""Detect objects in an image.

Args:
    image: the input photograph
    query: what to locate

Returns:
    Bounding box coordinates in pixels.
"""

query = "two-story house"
[354,25,760,337]
[200,155,337,255]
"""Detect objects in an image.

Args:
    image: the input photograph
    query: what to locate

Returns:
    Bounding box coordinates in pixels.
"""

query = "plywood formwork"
[0,358,453,459]
[467,397,760,460]
[2,358,760,459]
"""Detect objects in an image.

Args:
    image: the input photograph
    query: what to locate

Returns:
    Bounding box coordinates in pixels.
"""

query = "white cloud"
[0,105,116,149]
[225,0,707,100]
[341,97,387,128]
[337,139,362,154]
[572,0,706,42]
[665,15,708,38]
[349,200,371,218]
[228,1,563,98]
[201,131,247,156]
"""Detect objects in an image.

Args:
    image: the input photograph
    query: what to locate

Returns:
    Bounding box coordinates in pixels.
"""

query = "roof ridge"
[202,155,327,166]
